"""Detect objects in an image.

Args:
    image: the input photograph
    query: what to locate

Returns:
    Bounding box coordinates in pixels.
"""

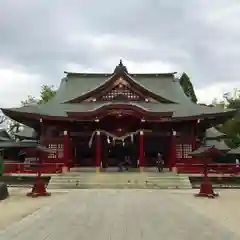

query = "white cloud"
[0,0,239,109]
[0,67,43,107]
[196,81,240,104]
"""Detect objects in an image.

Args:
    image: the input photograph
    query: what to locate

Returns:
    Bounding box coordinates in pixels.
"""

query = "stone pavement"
[0,189,238,240]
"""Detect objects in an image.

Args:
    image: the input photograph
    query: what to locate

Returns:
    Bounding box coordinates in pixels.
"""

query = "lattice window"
[101,85,141,101]
[48,144,57,159]
[182,144,192,159]
[57,144,64,158]
[176,144,183,159]
[176,144,192,159]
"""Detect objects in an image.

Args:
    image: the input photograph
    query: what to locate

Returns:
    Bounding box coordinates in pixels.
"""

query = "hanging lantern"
[122,139,125,146]
[107,136,110,144]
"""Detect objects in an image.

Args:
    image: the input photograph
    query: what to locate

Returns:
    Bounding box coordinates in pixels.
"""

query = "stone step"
[49,177,187,182]
[70,167,170,173]
[48,172,191,190]
[48,182,191,189]
[49,175,183,179]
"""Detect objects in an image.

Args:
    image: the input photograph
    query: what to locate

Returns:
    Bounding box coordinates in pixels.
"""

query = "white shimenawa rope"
[88,129,150,148]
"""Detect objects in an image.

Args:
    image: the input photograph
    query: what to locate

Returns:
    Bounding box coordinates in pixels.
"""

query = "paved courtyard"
[0,189,239,239]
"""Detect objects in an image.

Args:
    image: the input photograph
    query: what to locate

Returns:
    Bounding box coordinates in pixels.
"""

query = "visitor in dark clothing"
[156,152,164,172]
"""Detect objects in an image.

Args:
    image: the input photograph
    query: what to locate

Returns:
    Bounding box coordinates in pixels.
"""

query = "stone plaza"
[0,188,239,239]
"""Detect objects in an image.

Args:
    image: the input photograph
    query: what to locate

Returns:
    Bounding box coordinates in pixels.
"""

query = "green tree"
[7,85,56,137]
[212,89,240,147]
[21,85,56,106]
[179,73,198,103]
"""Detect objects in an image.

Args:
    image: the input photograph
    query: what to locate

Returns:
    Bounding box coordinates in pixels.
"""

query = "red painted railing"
[176,163,240,175]
[4,162,64,174]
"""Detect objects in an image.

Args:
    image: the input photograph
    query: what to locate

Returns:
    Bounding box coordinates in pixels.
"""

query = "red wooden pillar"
[63,130,69,172]
[139,130,144,172]
[169,130,177,172]
[96,131,101,172]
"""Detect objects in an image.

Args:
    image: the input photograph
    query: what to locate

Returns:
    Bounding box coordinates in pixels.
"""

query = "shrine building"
[1,61,236,172]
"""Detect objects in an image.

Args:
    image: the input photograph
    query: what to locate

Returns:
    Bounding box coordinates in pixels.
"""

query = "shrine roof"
[205,140,230,152]
[188,146,214,156]
[228,145,240,155]
[0,61,238,122]
[53,71,190,104]
[189,141,229,156]
[0,129,12,141]
[0,140,38,148]
[205,127,226,139]
[14,126,37,140]
[1,101,236,120]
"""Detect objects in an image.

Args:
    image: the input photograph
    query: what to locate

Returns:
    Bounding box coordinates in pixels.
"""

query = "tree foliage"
[212,89,240,148]
[179,73,198,103]
[7,85,56,137]
[21,85,56,106]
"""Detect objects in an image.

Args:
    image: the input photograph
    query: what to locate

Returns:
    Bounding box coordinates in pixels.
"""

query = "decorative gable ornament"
[113,59,128,74]
[101,84,141,101]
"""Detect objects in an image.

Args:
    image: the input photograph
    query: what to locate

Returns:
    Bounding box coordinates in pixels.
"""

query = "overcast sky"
[0,0,240,108]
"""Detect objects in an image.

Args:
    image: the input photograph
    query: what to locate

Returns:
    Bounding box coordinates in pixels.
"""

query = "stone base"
[27,178,51,198]
[195,181,219,198]
[62,166,69,173]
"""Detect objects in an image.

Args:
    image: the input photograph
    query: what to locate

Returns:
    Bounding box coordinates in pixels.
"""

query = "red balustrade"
[3,162,64,174]
[176,163,240,175]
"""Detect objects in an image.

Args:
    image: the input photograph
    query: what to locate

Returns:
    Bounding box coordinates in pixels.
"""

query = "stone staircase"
[48,170,192,189]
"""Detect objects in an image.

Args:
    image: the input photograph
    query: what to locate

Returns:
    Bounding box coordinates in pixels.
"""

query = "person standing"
[156,152,164,172]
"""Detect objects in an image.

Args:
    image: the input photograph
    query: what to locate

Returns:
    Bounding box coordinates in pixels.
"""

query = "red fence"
[4,162,64,174]
[3,161,240,175]
[176,163,240,175]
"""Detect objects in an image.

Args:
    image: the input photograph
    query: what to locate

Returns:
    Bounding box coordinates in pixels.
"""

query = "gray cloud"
[0,0,239,96]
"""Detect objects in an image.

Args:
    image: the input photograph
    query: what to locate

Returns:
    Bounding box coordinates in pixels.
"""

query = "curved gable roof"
[51,72,190,104]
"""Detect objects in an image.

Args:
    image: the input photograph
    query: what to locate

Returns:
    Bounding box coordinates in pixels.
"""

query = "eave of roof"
[228,146,240,155]
[0,140,38,148]
[188,146,224,156]
[64,71,176,77]
[1,101,237,122]
[14,126,37,139]
[205,140,230,151]
[205,127,226,139]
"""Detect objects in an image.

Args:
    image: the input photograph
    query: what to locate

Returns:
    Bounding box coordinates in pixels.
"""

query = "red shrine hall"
[1,61,236,173]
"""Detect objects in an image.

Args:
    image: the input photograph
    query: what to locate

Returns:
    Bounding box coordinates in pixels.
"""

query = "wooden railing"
[176,163,240,175]
[3,162,64,174]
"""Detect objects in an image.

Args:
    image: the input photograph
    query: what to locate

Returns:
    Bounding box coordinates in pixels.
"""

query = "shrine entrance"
[102,138,138,168]
[70,107,173,170]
